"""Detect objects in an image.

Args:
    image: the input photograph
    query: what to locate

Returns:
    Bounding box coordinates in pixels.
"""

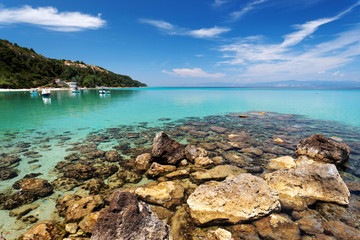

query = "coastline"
[0,86,143,92]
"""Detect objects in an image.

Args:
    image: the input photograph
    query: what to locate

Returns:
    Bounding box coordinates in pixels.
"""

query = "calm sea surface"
[1,87,360,131]
[1,87,360,239]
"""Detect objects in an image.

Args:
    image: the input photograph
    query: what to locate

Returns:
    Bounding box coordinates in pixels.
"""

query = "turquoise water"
[1,87,360,239]
[1,88,360,131]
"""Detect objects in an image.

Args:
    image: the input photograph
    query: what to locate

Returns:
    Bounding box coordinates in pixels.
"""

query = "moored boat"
[41,89,51,97]
[99,88,110,94]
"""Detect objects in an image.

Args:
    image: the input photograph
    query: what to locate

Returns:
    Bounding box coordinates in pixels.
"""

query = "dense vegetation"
[0,39,147,89]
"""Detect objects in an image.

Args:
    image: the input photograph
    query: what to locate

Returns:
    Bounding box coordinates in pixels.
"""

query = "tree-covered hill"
[0,39,147,89]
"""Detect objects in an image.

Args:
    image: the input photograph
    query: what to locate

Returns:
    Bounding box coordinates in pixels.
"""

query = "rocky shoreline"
[1,112,360,240]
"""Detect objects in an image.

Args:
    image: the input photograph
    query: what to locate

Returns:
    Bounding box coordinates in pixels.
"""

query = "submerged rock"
[265,163,350,207]
[105,150,122,162]
[0,156,21,169]
[296,134,351,165]
[151,131,185,165]
[0,168,18,180]
[62,163,94,181]
[187,173,280,225]
[91,190,172,240]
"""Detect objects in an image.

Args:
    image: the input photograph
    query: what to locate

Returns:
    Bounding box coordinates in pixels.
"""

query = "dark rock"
[62,163,94,180]
[91,191,172,240]
[86,150,106,159]
[254,214,300,240]
[21,178,53,198]
[105,150,122,162]
[229,224,260,240]
[51,177,80,191]
[64,152,80,161]
[0,168,18,180]
[0,156,21,169]
[116,169,142,184]
[81,179,108,195]
[93,164,119,179]
[323,220,360,240]
[152,131,185,165]
[296,134,351,165]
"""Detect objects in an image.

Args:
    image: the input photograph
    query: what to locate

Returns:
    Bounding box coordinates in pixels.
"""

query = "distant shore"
[0,86,141,92]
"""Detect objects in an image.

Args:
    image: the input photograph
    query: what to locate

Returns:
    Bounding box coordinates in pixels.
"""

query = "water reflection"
[42,97,51,104]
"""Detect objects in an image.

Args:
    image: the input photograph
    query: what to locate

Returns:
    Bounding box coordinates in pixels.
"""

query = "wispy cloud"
[0,5,106,32]
[212,0,228,8]
[163,68,225,78]
[230,0,268,21]
[140,18,230,39]
[219,2,360,81]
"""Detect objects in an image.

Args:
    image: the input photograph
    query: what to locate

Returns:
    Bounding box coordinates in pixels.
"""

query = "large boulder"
[135,181,185,209]
[91,190,172,240]
[151,132,185,165]
[187,173,280,225]
[296,134,351,165]
[264,163,350,207]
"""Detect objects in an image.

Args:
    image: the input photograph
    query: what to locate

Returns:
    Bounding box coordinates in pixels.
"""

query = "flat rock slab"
[264,163,350,206]
[187,173,280,225]
[190,165,247,184]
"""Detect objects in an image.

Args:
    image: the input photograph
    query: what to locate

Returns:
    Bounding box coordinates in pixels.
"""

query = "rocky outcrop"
[62,163,94,180]
[264,163,350,207]
[187,173,280,225]
[91,190,172,240]
[296,134,351,165]
[105,150,122,162]
[135,181,185,209]
[190,165,246,184]
[151,131,185,165]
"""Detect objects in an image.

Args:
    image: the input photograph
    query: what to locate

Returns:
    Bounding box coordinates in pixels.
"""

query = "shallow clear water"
[1,88,360,239]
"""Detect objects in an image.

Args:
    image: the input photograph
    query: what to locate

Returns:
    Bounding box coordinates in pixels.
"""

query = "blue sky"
[1,0,360,86]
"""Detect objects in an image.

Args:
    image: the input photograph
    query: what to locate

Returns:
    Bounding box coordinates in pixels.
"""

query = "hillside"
[0,39,147,89]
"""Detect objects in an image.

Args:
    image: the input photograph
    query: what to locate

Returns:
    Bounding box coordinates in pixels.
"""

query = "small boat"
[30,89,38,95]
[41,89,51,97]
[99,88,110,94]
[71,87,80,93]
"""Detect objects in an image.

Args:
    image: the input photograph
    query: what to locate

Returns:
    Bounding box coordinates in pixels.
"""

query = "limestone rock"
[135,181,184,209]
[151,131,185,165]
[62,163,94,181]
[21,221,65,240]
[267,156,296,170]
[65,195,103,222]
[265,163,350,206]
[21,178,54,198]
[210,126,228,133]
[146,162,176,178]
[135,153,152,171]
[164,169,189,180]
[194,156,215,168]
[185,145,207,163]
[187,173,280,225]
[229,224,260,240]
[90,190,172,240]
[296,134,351,165]
[206,228,233,240]
[190,165,246,184]
[253,214,300,240]
[79,211,100,233]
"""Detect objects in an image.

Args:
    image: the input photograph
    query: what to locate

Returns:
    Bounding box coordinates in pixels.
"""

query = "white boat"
[41,89,51,97]
[99,88,110,94]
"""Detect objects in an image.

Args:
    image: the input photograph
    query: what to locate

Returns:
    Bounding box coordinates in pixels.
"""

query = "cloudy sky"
[1,0,359,86]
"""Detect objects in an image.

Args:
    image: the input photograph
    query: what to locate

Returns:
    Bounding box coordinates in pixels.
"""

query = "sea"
[1,87,360,239]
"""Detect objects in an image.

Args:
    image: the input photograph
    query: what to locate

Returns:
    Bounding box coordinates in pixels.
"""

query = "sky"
[0,0,360,87]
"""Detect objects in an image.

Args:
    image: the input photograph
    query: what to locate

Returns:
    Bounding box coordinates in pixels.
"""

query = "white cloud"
[230,0,267,21]
[188,26,231,38]
[212,0,228,8]
[0,5,106,32]
[163,68,225,78]
[140,18,230,38]
[219,2,360,81]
